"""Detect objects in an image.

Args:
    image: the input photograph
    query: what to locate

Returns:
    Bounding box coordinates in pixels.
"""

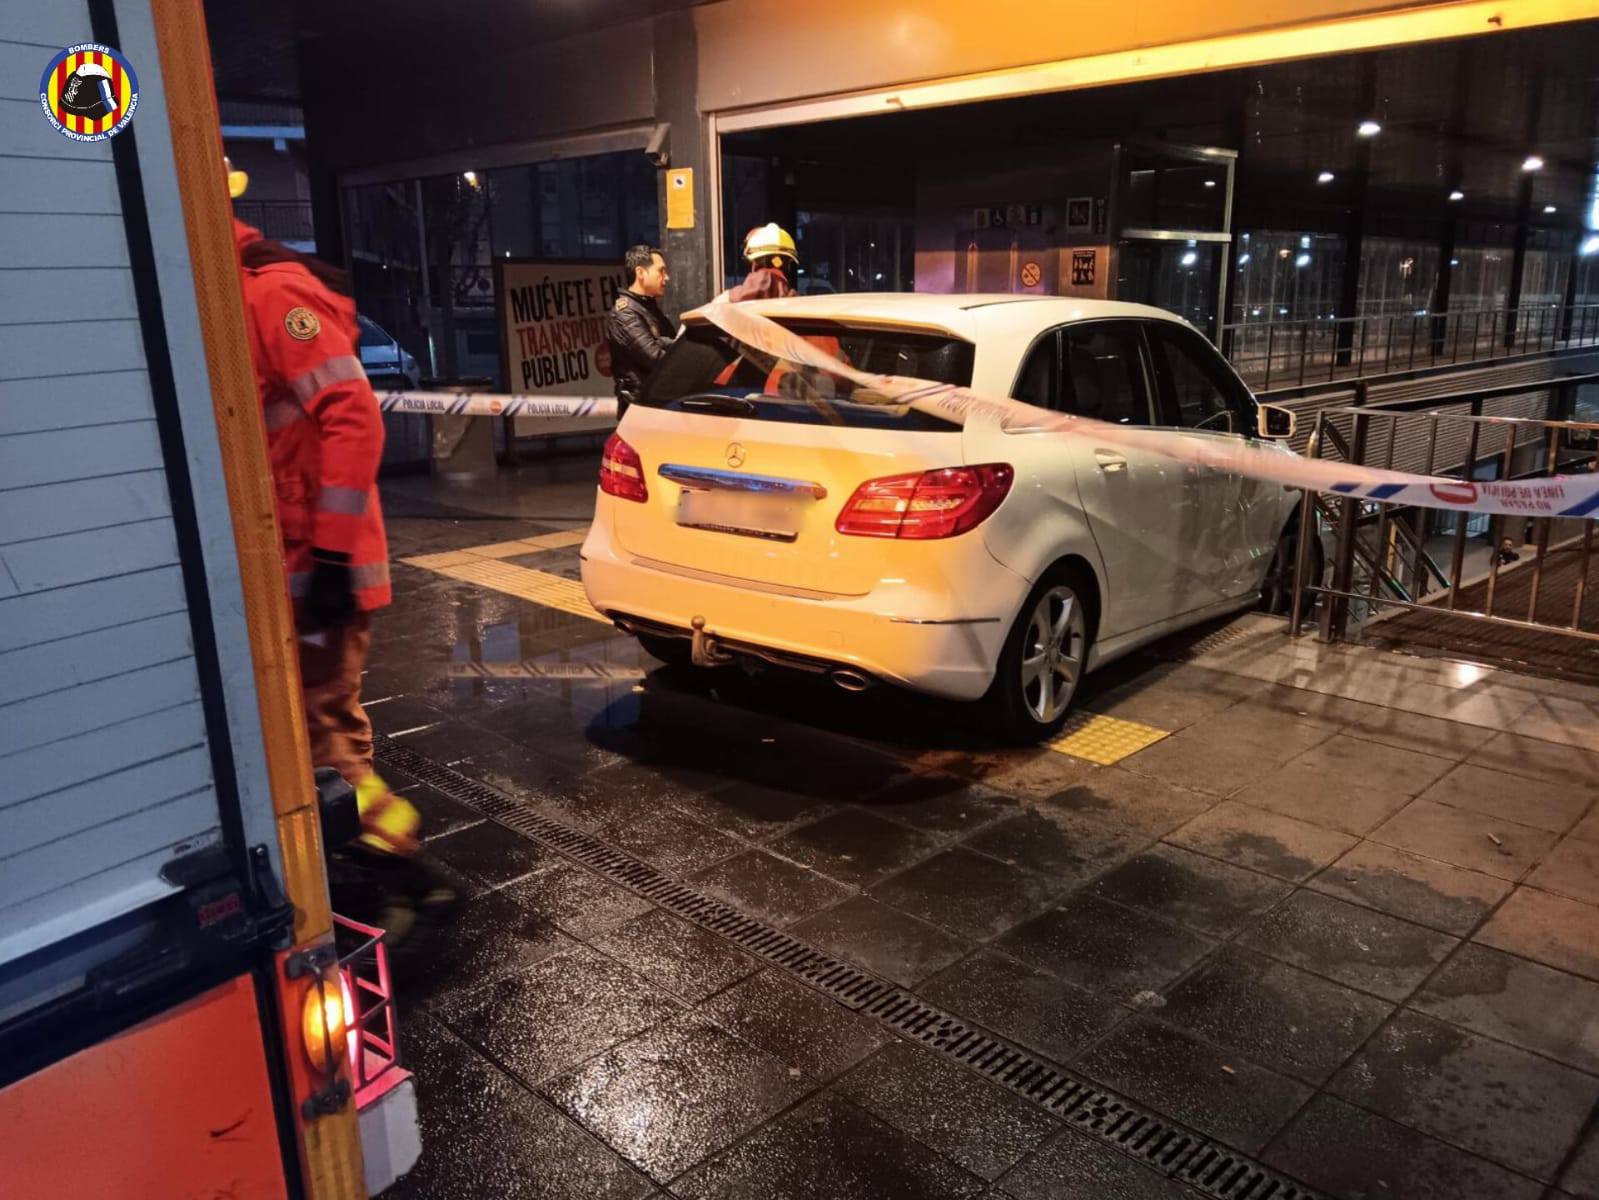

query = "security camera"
[645,123,670,168]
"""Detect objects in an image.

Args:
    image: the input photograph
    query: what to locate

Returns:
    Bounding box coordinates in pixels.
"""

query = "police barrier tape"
[687,296,1599,521]
[445,660,645,681]
[377,391,618,420]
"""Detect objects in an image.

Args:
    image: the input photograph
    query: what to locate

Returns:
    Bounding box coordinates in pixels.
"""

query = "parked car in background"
[582,293,1311,740]
[358,314,422,388]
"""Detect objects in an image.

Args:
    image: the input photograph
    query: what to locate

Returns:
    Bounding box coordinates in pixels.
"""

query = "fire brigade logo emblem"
[39,43,138,142]
[284,307,321,341]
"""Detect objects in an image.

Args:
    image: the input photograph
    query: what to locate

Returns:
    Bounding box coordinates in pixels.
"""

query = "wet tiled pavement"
[370,465,1599,1199]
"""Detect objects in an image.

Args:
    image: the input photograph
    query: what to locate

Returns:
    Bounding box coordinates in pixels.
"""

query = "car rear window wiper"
[676,393,759,416]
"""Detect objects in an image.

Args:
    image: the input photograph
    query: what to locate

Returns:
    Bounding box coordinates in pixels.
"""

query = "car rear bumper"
[580,504,1029,701]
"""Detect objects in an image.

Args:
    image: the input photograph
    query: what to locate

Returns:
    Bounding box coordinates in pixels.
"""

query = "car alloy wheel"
[1019,584,1086,725]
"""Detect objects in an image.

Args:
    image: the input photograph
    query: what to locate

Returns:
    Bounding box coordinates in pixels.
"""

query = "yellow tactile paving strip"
[404,528,587,571]
[401,528,605,623]
[1047,712,1170,765]
[406,557,606,622]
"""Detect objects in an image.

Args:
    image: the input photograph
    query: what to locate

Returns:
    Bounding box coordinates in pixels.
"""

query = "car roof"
[697,292,1192,343]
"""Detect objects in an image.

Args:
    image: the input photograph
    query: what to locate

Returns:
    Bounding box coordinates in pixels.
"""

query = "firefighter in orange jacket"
[229,163,447,939]
[723,223,847,394]
[728,222,799,303]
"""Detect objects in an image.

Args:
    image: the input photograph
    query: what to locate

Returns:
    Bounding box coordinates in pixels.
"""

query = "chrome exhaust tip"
[830,668,873,692]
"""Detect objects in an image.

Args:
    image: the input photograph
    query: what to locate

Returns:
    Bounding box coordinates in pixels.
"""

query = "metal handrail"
[232,199,315,241]
[1222,302,1599,391]
[1291,374,1599,647]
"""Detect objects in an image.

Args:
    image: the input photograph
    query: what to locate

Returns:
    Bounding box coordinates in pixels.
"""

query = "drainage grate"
[375,734,1322,1200]
[376,735,895,1011]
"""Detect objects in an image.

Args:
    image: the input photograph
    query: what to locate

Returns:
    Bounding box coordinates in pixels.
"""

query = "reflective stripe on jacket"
[235,219,391,612]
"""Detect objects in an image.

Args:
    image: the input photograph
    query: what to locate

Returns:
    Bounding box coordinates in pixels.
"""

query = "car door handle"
[1094,450,1128,473]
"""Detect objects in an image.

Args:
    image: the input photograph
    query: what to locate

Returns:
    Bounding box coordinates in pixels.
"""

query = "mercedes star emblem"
[726,442,746,468]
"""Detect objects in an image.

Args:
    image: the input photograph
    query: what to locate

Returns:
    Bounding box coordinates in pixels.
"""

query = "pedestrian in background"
[605,244,674,417]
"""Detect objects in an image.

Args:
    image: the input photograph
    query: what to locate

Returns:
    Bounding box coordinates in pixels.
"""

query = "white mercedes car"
[580,294,1307,741]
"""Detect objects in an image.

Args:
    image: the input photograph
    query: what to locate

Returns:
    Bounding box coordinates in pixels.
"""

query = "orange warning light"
[300,972,354,1072]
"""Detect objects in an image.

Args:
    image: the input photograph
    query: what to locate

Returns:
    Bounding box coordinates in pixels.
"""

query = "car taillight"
[836,464,1014,539]
[600,433,648,502]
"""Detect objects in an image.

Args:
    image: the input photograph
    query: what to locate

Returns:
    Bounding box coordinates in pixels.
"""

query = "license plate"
[676,489,802,541]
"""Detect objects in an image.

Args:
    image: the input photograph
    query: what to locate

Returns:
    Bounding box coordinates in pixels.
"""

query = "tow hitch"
[690,615,734,667]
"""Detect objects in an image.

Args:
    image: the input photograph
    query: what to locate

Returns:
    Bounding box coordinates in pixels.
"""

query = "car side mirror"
[1258,404,1296,441]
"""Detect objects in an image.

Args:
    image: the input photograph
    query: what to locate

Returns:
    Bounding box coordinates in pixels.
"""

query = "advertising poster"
[496,258,628,437]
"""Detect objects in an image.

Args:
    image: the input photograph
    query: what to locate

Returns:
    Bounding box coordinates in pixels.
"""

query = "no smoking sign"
[1020,261,1042,288]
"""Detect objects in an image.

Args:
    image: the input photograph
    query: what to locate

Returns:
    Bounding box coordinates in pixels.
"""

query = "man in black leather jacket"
[605,244,674,416]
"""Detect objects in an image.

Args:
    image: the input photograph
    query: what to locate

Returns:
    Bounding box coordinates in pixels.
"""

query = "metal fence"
[233,199,316,243]
[1222,303,1599,392]
[1290,375,1599,660]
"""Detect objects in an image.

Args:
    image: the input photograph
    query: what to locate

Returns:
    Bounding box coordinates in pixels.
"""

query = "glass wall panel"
[794,210,914,294]
[1358,236,1440,317]
[1229,231,1345,323]
[343,150,660,387]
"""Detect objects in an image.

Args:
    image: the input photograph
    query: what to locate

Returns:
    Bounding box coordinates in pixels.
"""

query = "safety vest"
[234,219,391,612]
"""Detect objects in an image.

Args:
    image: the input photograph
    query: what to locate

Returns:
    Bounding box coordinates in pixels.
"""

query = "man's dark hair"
[623,244,663,287]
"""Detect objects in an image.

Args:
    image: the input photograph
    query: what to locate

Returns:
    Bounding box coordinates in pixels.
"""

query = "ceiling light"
[1238,253,1251,265]
[1544,205,1558,214]
[1180,250,1198,266]
[1357,120,1381,137]
[1582,236,1599,256]
[1317,171,1335,184]
[1203,180,1217,189]
[1449,190,1465,201]
[1523,155,1545,172]
[1295,253,1312,268]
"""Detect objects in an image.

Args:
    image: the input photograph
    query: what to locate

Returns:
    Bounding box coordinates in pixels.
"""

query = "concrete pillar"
[1504,77,1545,350]
[1505,174,1534,351]
[1335,61,1378,366]
[653,11,715,310]
[1431,44,1470,356]
[1334,200,1367,366]
[1431,216,1456,357]
[294,37,346,270]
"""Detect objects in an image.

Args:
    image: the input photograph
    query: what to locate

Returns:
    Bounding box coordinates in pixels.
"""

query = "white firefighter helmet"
[742,222,797,268]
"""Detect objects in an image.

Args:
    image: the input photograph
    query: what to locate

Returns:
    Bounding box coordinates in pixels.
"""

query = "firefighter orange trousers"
[296,613,375,786]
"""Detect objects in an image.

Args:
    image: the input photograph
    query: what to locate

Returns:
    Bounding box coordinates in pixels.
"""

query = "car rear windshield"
[637,320,973,431]
[357,316,390,348]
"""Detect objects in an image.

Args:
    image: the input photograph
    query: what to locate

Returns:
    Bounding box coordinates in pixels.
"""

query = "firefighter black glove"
[306,548,357,629]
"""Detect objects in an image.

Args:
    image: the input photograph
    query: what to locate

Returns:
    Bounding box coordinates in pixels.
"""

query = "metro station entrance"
[711,22,1599,353]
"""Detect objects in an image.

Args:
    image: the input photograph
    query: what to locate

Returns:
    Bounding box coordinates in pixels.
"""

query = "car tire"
[1258,516,1323,617]
[636,633,693,666]
[982,564,1094,743]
